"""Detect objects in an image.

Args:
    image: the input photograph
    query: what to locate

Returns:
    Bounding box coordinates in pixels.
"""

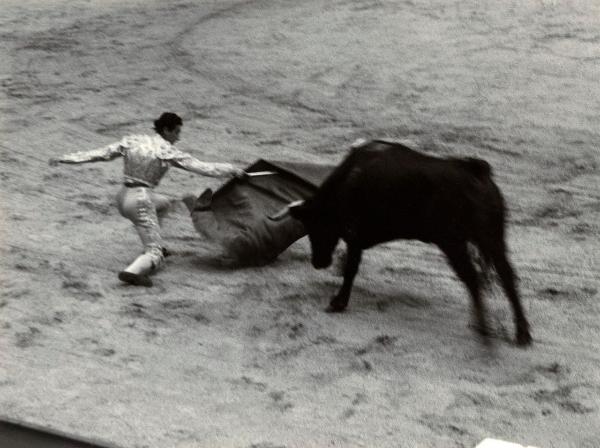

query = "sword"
[245,171,278,177]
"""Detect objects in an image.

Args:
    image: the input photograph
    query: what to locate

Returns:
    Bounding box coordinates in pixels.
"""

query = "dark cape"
[184,159,334,266]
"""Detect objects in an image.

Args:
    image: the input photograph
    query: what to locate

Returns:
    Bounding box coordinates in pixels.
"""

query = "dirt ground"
[1,1,599,447]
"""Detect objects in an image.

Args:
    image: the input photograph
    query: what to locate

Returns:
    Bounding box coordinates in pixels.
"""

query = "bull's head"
[270,199,340,269]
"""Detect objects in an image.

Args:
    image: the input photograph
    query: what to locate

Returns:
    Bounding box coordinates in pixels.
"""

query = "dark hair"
[153,112,182,134]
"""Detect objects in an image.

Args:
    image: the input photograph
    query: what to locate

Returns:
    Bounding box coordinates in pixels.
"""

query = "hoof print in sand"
[350,358,374,373]
[342,392,367,419]
[355,334,398,355]
[530,362,597,414]
[61,277,104,302]
[238,375,267,392]
[246,443,287,448]
[418,413,470,438]
[15,326,41,348]
[531,384,597,414]
[268,390,293,412]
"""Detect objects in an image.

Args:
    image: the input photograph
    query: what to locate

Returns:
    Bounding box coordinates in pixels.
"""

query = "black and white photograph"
[1,1,599,447]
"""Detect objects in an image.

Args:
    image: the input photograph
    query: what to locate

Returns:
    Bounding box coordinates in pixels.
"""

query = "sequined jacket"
[57,134,238,187]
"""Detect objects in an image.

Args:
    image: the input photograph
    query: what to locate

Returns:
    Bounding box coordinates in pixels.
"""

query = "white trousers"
[116,186,172,277]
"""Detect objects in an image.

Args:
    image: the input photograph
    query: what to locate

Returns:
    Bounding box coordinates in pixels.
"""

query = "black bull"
[275,140,532,346]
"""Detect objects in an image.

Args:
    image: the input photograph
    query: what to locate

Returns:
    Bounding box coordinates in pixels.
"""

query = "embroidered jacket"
[57,134,238,187]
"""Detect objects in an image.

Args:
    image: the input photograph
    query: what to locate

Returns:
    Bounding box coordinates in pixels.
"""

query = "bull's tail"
[462,157,492,179]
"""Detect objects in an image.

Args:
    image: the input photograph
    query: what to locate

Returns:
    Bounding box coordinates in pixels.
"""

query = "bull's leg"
[490,244,532,346]
[440,242,490,338]
[327,245,362,313]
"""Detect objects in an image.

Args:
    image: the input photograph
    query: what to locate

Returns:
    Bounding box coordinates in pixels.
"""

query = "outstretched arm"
[162,147,244,178]
[49,141,124,165]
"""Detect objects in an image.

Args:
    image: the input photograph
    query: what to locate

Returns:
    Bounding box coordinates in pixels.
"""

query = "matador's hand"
[234,169,249,180]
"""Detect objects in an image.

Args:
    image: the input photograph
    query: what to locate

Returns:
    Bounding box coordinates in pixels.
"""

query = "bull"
[271,140,532,346]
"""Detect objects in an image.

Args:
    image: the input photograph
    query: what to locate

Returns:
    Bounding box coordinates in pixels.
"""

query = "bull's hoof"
[470,324,493,347]
[471,322,491,337]
[325,303,347,313]
[516,329,533,347]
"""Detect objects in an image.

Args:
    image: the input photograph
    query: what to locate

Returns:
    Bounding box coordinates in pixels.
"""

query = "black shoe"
[162,247,171,258]
[118,271,153,287]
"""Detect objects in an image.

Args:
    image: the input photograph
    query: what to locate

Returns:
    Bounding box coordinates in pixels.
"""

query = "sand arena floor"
[1,1,599,447]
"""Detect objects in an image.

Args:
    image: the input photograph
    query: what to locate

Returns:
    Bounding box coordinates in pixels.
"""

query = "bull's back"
[334,141,504,245]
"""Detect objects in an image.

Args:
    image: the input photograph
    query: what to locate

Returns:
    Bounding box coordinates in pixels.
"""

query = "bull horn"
[268,199,305,221]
